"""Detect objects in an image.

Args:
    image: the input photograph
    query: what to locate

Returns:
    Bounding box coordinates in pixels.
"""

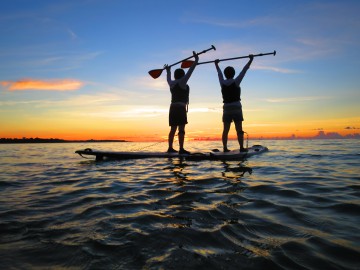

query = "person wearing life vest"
[214,54,254,152]
[165,51,199,154]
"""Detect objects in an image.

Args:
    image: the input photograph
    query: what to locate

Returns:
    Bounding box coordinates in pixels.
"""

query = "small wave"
[328,202,360,215]
[274,240,338,269]
[0,180,21,189]
[306,236,360,269]
[1,140,359,269]
[294,154,324,159]
[0,221,29,243]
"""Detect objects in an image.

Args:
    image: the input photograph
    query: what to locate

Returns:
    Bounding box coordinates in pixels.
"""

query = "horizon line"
[1,132,359,144]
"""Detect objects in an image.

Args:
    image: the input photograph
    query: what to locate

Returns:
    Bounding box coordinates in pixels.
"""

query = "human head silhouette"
[224,66,235,79]
[174,68,185,79]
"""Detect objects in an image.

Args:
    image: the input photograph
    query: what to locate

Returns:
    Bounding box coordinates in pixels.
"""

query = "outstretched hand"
[164,64,170,71]
[214,59,220,65]
[249,54,254,61]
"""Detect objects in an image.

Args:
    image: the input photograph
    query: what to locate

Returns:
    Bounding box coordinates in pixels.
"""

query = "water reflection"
[221,161,252,180]
[164,158,190,183]
[163,157,253,186]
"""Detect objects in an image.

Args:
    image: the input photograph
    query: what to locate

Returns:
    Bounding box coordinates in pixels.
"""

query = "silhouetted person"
[214,54,254,152]
[165,51,199,154]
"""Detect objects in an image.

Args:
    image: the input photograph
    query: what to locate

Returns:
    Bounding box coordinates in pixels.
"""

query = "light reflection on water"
[0,140,359,269]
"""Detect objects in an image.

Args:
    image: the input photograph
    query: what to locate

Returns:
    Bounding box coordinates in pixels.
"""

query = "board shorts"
[222,102,243,123]
[169,103,188,126]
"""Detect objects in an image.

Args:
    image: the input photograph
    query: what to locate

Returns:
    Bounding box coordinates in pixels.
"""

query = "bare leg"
[168,126,177,152]
[222,122,231,152]
[178,125,190,154]
[178,125,185,150]
[234,121,246,151]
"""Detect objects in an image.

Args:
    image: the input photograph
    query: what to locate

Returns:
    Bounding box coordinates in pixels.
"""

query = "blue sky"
[1,0,359,140]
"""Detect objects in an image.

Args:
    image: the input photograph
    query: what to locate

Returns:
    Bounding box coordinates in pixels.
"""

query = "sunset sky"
[1,0,359,141]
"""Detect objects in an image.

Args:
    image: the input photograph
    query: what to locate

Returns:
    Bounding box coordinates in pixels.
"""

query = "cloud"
[85,107,168,119]
[0,50,104,72]
[0,100,42,106]
[200,42,252,60]
[81,106,222,120]
[253,65,299,74]
[0,93,125,109]
[266,96,332,103]
[32,51,104,71]
[185,43,287,73]
[1,79,84,91]
[189,107,221,113]
[246,123,283,127]
[67,29,78,40]
[183,15,277,29]
[131,75,168,91]
[345,126,359,130]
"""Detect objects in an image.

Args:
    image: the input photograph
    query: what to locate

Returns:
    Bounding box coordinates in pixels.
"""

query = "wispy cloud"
[199,42,253,60]
[0,100,43,106]
[183,15,278,29]
[247,123,283,127]
[1,79,84,91]
[31,51,104,71]
[191,43,286,73]
[189,107,221,113]
[53,93,124,107]
[82,106,222,120]
[0,49,104,72]
[253,65,299,74]
[131,75,168,91]
[84,107,168,119]
[67,28,78,40]
[266,96,332,103]
[184,2,359,64]
[0,93,124,108]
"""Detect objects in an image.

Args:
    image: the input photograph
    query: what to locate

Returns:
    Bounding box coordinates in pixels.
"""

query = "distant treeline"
[0,138,128,144]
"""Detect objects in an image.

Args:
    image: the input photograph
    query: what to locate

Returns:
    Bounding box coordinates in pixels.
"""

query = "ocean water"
[0,139,359,270]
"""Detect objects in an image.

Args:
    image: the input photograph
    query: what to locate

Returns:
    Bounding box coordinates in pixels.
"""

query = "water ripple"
[0,140,359,269]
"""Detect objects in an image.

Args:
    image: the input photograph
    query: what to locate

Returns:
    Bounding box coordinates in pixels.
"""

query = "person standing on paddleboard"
[214,54,254,152]
[165,51,199,154]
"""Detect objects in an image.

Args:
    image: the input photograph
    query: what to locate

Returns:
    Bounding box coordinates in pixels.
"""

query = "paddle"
[181,50,276,68]
[148,45,216,79]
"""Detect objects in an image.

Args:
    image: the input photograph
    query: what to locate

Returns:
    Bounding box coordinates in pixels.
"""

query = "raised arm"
[181,51,199,84]
[165,64,171,85]
[214,59,224,85]
[235,54,254,85]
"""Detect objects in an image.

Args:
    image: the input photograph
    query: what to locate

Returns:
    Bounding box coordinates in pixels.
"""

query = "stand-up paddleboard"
[75,145,268,161]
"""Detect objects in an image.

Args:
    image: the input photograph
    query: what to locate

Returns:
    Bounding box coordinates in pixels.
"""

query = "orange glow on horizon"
[1,112,359,142]
[1,127,358,142]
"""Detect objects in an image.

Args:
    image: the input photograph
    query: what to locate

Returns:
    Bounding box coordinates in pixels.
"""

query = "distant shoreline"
[0,138,130,144]
[0,134,359,144]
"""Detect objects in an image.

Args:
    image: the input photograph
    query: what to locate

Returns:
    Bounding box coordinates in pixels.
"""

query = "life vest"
[221,82,240,103]
[171,83,189,103]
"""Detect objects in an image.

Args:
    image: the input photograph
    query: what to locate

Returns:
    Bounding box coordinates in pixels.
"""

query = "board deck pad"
[75,145,268,161]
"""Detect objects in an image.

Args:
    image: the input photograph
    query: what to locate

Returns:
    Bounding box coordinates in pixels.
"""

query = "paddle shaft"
[148,45,216,78]
[183,50,276,67]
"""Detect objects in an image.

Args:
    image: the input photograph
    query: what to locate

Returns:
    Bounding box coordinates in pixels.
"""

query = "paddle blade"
[181,60,195,68]
[148,69,163,79]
